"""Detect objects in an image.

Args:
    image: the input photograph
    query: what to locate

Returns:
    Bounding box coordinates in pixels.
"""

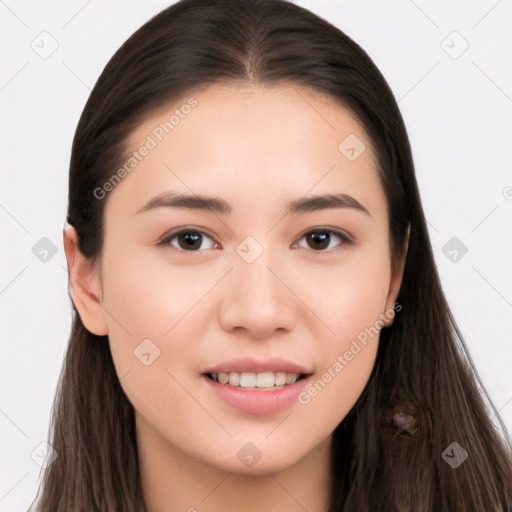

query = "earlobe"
[63,226,108,336]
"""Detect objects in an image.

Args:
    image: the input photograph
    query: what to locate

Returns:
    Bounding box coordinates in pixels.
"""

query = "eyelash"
[157,226,354,253]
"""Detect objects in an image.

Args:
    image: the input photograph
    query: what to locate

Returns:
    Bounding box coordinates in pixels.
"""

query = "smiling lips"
[203,356,312,389]
[208,371,303,388]
[203,371,312,415]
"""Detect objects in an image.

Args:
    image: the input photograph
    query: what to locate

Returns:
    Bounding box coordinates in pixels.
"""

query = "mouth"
[202,370,312,415]
[204,371,309,390]
[201,357,313,413]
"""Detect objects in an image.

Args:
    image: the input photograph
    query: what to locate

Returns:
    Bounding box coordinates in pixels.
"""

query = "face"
[67,83,405,476]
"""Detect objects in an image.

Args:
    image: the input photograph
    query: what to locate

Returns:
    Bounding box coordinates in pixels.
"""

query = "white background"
[1,1,511,510]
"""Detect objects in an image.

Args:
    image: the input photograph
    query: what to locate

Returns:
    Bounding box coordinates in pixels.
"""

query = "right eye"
[158,228,219,252]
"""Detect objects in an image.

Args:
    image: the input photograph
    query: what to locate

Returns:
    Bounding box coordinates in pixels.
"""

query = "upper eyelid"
[160,226,216,242]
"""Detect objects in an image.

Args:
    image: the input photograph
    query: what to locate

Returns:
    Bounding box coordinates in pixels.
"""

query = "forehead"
[129,82,372,161]
[106,83,385,220]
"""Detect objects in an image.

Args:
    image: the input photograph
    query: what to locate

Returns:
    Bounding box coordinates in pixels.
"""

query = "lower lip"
[202,374,311,415]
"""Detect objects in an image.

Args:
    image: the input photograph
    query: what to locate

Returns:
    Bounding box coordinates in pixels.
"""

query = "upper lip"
[203,357,312,375]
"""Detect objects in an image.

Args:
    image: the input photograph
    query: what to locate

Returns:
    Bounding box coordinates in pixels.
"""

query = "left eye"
[294,229,352,251]
[158,228,352,252]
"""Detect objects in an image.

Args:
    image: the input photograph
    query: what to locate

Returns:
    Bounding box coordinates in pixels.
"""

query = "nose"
[217,249,298,339]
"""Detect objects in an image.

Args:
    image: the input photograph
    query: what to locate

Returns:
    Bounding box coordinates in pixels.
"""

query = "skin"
[64,83,407,512]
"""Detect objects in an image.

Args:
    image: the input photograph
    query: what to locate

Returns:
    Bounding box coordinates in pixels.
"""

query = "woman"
[30,0,512,510]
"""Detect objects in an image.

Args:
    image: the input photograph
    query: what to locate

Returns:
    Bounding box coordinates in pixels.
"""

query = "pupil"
[179,232,201,250]
[307,231,330,250]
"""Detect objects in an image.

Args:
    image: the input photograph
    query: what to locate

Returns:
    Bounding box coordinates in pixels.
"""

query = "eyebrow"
[136,191,371,217]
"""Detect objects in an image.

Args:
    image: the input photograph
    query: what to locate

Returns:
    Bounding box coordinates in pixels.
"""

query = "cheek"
[305,241,391,344]
[101,246,214,337]
[296,276,386,429]
[99,250,210,428]
[296,340,378,436]
[294,244,389,422]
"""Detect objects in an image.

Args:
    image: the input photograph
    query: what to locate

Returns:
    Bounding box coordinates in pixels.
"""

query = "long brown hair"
[30,0,512,510]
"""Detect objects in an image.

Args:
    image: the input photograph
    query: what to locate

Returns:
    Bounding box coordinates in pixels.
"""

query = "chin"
[201,441,310,477]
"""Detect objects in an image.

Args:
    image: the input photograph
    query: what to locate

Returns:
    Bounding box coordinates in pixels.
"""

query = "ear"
[63,226,108,336]
[382,224,409,327]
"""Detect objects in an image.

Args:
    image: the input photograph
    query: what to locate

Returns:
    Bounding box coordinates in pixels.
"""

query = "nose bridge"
[236,236,284,302]
[239,249,277,295]
[218,235,298,337]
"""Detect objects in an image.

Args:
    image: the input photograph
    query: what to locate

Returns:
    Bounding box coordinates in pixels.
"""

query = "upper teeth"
[210,371,301,388]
